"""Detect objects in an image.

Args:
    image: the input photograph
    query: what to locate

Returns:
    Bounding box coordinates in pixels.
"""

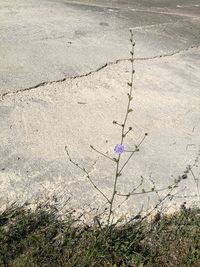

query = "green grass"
[0,202,199,267]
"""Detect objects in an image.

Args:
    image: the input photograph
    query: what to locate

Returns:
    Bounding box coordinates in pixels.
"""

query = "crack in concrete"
[0,44,199,101]
[0,59,125,100]
[135,44,199,61]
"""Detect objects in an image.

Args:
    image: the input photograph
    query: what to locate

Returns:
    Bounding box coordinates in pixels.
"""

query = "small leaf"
[30,235,40,243]
[127,82,132,87]
[128,109,133,113]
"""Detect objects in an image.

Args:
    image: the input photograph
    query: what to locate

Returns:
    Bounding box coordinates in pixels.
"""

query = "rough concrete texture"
[0,0,200,219]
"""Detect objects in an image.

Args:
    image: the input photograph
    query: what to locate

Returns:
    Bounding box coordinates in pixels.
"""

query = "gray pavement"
[1,0,200,94]
[0,0,200,220]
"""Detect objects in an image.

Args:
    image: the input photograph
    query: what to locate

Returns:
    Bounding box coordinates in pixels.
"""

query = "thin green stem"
[107,30,136,225]
[107,154,121,224]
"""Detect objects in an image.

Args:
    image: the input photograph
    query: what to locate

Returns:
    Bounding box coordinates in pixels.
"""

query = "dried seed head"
[182,174,187,179]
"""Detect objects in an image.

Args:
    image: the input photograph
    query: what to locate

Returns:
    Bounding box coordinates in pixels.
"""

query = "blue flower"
[114,144,124,154]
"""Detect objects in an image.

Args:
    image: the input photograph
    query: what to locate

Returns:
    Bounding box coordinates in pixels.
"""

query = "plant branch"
[90,145,117,163]
[65,146,110,203]
[107,30,138,224]
[119,134,147,174]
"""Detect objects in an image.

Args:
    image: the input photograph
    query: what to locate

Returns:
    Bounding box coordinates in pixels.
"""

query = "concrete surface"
[0,0,200,219]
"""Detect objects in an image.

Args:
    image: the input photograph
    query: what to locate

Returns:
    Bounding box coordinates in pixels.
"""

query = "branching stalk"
[107,30,140,224]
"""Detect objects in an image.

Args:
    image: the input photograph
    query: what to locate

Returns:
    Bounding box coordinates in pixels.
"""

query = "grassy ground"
[0,202,199,267]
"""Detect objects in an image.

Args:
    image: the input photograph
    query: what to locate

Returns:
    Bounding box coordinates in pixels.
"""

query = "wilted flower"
[114,144,124,154]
